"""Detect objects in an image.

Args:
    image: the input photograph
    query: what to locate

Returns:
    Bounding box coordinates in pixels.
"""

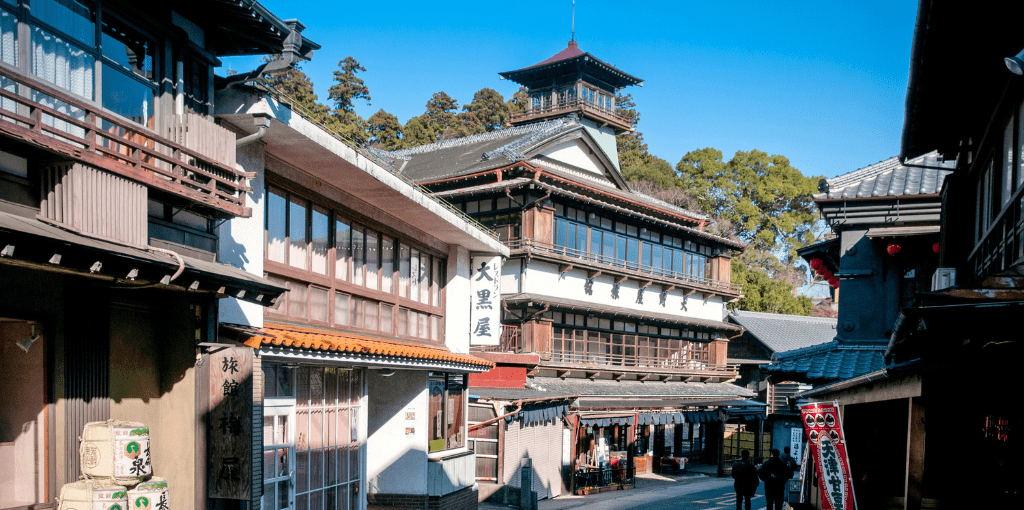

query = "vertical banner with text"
[800,401,856,510]
[470,255,502,346]
[208,346,254,499]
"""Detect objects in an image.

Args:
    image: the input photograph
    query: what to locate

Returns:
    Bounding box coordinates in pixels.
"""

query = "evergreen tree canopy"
[328,57,371,113]
[367,109,403,150]
[730,258,812,315]
[460,88,509,133]
[260,57,333,126]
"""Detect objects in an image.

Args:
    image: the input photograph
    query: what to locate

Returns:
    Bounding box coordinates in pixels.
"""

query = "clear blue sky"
[222,0,918,179]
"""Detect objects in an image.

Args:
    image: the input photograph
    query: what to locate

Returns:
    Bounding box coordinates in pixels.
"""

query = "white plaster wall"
[538,140,605,176]
[500,259,522,294]
[517,260,726,322]
[367,370,428,496]
[580,119,620,171]
[217,141,266,327]
[445,246,472,354]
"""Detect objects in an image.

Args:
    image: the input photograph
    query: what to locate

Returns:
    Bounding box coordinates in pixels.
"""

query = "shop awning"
[0,211,285,305]
[638,412,685,425]
[503,293,742,332]
[516,402,571,426]
[579,415,634,427]
[232,322,495,372]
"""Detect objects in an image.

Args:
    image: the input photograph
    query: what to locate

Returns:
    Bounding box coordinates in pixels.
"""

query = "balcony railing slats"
[0,67,249,217]
[505,238,741,294]
[512,98,633,130]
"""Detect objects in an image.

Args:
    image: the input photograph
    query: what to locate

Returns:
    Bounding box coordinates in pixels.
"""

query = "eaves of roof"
[503,293,742,332]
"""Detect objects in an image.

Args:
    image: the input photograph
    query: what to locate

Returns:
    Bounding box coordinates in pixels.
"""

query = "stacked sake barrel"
[57,420,170,510]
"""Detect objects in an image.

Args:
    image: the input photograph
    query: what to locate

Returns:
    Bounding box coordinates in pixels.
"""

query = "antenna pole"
[572,0,575,42]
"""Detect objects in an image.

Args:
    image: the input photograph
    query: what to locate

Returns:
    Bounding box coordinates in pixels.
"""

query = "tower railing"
[511,98,634,131]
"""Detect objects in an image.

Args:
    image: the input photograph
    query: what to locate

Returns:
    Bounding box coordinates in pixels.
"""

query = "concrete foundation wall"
[367,370,428,496]
[517,260,726,322]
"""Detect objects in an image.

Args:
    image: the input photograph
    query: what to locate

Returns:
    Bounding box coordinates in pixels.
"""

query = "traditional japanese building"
[212,54,508,510]
[788,2,1024,508]
[371,41,759,501]
[0,1,307,508]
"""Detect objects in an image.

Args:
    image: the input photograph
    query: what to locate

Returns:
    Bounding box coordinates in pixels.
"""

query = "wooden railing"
[511,98,634,131]
[0,67,250,217]
[505,238,742,294]
[550,327,737,374]
[968,184,1024,279]
[470,325,519,353]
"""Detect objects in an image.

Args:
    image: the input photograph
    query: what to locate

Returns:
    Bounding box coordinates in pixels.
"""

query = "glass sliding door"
[264,397,296,510]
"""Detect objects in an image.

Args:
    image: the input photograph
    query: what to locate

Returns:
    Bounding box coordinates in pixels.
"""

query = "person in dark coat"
[732,450,759,510]
[781,446,800,477]
[759,449,792,510]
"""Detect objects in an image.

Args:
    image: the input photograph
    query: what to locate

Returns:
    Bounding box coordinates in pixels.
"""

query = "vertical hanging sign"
[208,346,253,500]
[800,401,857,510]
[470,255,502,346]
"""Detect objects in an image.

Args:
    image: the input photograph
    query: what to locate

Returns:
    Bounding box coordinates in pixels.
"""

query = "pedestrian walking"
[781,446,800,476]
[759,449,792,510]
[732,450,759,510]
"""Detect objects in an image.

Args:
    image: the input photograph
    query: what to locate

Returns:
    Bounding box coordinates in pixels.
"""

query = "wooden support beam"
[527,367,540,377]
[703,292,716,304]
[639,373,654,381]
[585,371,600,379]
[684,376,696,382]
[587,269,602,279]
[559,263,574,274]
[686,289,698,296]
[662,284,675,293]
[612,372,626,381]
[614,274,629,284]
[638,280,652,289]
[659,375,672,382]
[557,369,572,378]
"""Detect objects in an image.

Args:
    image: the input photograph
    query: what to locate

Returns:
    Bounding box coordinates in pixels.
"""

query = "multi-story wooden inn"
[372,41,762,500]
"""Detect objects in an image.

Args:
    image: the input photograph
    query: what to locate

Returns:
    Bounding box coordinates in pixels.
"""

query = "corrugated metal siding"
[40,162,147,247]
[64,302,110,483]
[427,452,476,496]
[503,420,562,499]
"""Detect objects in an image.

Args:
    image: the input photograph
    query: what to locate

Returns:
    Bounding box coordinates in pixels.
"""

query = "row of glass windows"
[461,195,522,214]
[527,83,613,110]
[266,187,443,308]
[267,278,443,342]
[978,103,1024,242]
[1,0,159,126]
[546,311,712,341]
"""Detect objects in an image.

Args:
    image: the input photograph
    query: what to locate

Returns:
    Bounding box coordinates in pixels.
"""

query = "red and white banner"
[800,401,857,510]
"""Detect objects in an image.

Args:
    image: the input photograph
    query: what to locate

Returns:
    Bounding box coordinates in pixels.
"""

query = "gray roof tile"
[471,376,754,400]
[727,310,837,354]
[763,341,887,382]
[816,151,954,200]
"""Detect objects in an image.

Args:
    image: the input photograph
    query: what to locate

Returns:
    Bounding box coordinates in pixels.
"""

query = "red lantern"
[821,268,832,280]
[887,243,901,256]
[828,276,839,287]
[810,258,823,270]
[932,242,940,254]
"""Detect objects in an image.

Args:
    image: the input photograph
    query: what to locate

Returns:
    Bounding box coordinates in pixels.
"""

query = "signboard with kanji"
[208,346,253,499]
[800,401,857,510]
[470,255,501,346]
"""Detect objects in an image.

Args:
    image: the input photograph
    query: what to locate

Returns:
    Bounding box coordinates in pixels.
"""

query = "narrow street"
[483,475,771,510]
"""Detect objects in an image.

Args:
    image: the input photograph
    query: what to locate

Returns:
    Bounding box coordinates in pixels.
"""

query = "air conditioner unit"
[932,268,956,291]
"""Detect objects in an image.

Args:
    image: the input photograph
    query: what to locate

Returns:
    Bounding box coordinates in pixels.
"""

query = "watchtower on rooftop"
[500,41,642,143]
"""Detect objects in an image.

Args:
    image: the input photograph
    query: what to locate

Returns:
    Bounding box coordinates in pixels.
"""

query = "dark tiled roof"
[533,41,586,67]
[816,151,954,200]
[727,310,837,354]
[471,376,753,400]
[764,341,887,382]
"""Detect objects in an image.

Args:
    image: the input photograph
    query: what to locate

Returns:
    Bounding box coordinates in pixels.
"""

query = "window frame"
[428,372,466,454]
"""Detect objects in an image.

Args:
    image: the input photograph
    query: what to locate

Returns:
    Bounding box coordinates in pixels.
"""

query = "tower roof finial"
[571,0,575,43]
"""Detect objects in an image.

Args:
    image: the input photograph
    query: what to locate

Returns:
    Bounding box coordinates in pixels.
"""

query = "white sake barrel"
[127,477,169,510]
[80,420,152,484]
[57,479,128,510]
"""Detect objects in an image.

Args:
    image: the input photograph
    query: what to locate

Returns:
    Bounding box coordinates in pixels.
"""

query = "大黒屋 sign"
[800,401,857,510]
[470,256,501,346]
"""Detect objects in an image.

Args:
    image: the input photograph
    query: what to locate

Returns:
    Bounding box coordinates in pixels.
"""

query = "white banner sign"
[470,256,502,345]
[791,427,804,463]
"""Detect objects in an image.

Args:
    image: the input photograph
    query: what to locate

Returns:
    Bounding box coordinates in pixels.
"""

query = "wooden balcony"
[470,325,520,353]
[969,183,1024,279]
[548,327,738,377]
[0,67,251,218]
[505,238,742,297]
[510,98,634,132]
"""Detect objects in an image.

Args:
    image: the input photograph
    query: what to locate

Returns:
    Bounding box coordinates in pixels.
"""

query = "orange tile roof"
[242,323,495,370]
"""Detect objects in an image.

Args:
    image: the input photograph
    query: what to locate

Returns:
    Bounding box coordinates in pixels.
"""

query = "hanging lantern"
[828,276,839,287]
[821,268,832,280]
[932,242,940,254]
[887,243,901,256]
[810,258,823,270]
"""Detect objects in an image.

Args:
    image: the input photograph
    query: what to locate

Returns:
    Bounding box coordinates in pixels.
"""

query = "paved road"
[493,476,770,510]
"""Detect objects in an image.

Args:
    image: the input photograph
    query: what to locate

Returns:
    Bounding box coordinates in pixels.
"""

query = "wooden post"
[754,418,764,462]
[905,397,925,510]
[717,418,726,478]
[520,458,533,510]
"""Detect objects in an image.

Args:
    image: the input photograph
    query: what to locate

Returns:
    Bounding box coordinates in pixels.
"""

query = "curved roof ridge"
[732,309,838,324]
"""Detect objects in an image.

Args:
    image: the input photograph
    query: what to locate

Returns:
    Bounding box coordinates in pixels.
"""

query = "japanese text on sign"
[208,347,253,500]
[800,402,857,510]
[470,256,502,346]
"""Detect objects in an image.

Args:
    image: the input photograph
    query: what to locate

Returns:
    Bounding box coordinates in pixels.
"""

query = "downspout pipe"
[236,115,271,148]
[219,19,313,89]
